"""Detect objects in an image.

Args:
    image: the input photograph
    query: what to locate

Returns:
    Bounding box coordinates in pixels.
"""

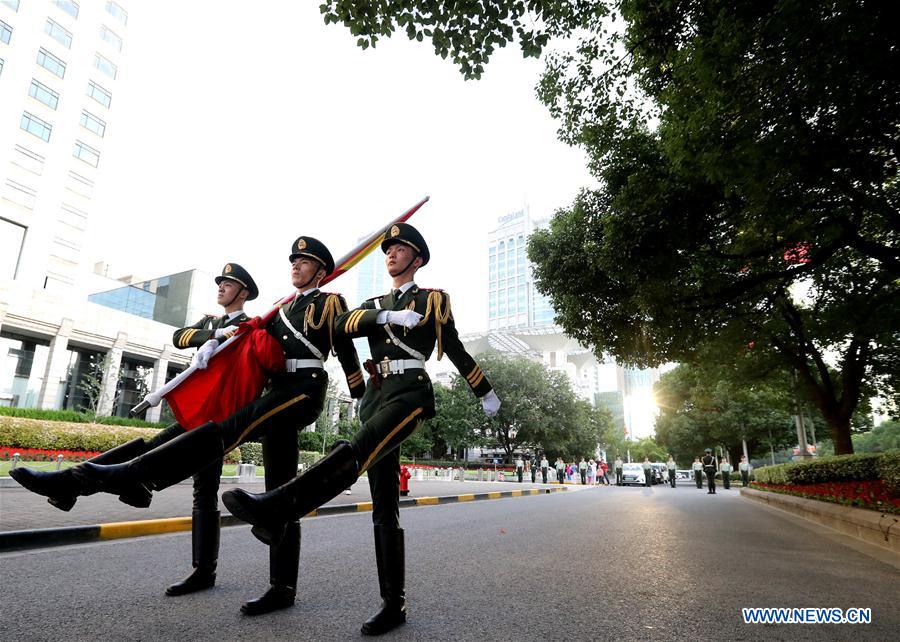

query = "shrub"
[239,441,263,466]
[753,452,898,486]
[0,406,166,428]
[298,450,322,470]
[877,451,900,498]
[1,416,241,463]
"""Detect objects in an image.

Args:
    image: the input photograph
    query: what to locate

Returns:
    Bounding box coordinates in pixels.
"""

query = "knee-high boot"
[222,441,357,546]
[166,510,220,596]
[241,521,300,615]
[361,526,406,636]
[72,422,224,506]
[10,438,152,511]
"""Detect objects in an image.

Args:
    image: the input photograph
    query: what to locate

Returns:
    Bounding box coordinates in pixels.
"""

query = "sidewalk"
[0,476,570,533]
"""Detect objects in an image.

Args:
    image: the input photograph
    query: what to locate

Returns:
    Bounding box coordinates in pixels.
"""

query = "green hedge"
[0,406,166,428]
[239,441,263,465]
[878,451,900,496]
[299,450,323,470]
[0,417,240,463]
[753,452,898,486]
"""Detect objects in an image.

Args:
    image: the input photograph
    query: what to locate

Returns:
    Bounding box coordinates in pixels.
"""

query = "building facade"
[1,0,128,291]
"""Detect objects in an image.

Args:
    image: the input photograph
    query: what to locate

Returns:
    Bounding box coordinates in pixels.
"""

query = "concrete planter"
[741,487,900,555]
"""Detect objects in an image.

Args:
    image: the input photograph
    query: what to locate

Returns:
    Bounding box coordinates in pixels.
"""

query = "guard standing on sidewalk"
[614,456,623,485]
[702,448,717,494]
[578,457,587,485]
[739,456,752,487]
[666,455,677,488]
[692,457,704,489]
[720,458,732,490]
[515,456,524,483]
[642,457,653,487]
[222,222,501,636]
[541,455,549,484]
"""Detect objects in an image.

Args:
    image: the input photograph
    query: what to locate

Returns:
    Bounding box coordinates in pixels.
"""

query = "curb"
[0,486,567,553]
[740,487,900,555]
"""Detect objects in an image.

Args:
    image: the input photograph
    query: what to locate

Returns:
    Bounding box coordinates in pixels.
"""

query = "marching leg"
[166,509,220,596]
[361,525,406,636]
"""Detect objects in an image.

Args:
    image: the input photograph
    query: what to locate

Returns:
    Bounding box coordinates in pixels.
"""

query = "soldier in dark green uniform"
[221,223,501,636]
[12,262,259,598]
[702,448,718,494]
[72,238,365,616]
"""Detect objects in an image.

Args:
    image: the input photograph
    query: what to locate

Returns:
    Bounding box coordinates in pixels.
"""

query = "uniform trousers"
[722,472,731,489]
[741,471,750,487]
[668,470,676,488]
[694,470,703,488]
[705,469,717,493]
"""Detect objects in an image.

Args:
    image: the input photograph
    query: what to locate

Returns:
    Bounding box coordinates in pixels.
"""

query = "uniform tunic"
[335,283,492,527]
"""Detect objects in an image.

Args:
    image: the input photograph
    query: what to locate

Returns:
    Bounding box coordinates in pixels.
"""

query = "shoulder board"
[420,288,445,292]
[365,294,386,302]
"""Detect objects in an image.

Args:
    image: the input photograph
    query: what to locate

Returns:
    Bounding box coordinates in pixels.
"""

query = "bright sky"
[87,1,594,332]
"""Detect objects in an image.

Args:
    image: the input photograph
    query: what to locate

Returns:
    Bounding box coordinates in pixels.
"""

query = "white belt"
[378,358,425,377]
[285,358,324,372]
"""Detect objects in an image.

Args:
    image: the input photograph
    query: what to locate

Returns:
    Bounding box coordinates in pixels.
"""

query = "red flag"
[166,317,285,430]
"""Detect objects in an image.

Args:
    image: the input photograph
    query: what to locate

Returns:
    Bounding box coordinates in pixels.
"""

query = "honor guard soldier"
[702,448,717,494]
[720,458,732,490]
[692,457,704,488]
[739,456,752,487]
[12,262,260,599]
[515,456,524,483]
[221,222,501,636]
[666,455,677,488]
[71,237,366,616]
[614,456,623,485]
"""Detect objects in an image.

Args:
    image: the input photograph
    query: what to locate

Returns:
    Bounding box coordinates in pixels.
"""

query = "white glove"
[214,325,238,339]
[481,390,501,417]
[383,309,423,329]
[145,391,162,407]
[191,339,219,370]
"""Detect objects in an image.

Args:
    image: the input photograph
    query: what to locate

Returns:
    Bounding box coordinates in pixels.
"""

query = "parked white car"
[621,463,646,486]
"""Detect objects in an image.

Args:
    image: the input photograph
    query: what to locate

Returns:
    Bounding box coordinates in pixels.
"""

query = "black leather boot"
[72,422,223,505]
[166,510,220,596]
[10,438,151,511]
[241,521,300,615]
[361,526,406,636]
[223,441,357,546]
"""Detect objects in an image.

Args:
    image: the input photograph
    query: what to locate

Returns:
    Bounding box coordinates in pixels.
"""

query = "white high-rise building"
[1,0,128,289]
[487,207,555,331]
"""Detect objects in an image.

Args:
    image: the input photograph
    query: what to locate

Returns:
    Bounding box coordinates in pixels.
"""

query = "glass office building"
[88,269,207,328]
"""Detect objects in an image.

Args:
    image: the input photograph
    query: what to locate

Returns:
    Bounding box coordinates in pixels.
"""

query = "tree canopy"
[322,1,899,455]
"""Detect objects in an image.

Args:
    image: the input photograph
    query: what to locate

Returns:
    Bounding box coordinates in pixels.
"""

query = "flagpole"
[129,196,430,416]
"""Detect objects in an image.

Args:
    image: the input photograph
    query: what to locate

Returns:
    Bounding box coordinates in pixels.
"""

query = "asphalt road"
[1,484,897,641]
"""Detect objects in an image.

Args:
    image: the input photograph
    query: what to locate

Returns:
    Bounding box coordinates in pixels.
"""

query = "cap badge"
[224,264,233,274]
[390,225,400,237]
[296,238,307,251]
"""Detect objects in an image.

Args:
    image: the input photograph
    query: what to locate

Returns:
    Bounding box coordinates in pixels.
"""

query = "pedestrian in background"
[579,457,588,485]
[702,448,717,494]
[614,457,623,486]
[588,459,596,485]
[642,457,653,487]
[692,457,703,489]
[600,460,610,485]
[720,457,732,490]
[739,456,752,487]
[666,455,677,488]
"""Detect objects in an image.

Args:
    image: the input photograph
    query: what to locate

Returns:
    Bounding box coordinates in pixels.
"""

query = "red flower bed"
[1,446,102,463]
[752,480,900,514]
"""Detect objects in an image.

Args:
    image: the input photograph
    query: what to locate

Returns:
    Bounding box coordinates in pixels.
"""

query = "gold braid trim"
[303,294,344,355]
[408,291,452,360]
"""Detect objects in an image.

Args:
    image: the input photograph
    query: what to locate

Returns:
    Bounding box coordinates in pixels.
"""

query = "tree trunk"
[828,415,854,455]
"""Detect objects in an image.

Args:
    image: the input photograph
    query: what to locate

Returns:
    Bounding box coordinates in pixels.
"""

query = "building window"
[1,19,11,44]
[99,24,122,51]
[80,110,106,137]
[45,18,73,49]
[86,80,111,108]
[20,112,52,142]
[37,48,66,78]
[93,52,117,79]
[2,0,19,12]
[29,79,60,110]
[105,1,127,25]
[73,140,100,167]
[54,0,79,19]
[0,218,26,280]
